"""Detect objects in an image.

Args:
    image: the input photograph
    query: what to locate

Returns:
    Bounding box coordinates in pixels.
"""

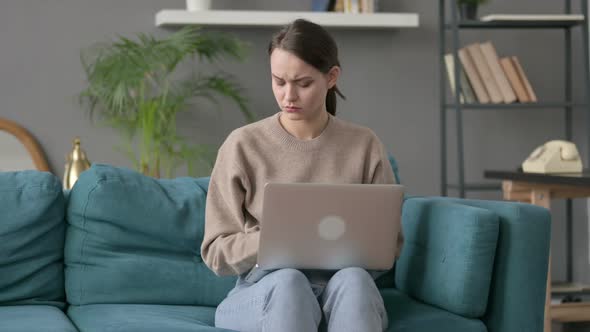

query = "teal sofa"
[0,161,550,332]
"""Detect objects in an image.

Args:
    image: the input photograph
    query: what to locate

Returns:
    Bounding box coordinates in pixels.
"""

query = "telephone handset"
[522,140,583,173]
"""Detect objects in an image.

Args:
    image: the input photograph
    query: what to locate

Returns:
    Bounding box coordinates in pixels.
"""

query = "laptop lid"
[257,182,404,271]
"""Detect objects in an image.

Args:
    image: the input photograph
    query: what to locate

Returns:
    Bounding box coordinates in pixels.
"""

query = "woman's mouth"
[285,106,301,113]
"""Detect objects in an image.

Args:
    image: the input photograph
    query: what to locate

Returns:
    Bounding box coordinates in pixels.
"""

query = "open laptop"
[246,182,404,282]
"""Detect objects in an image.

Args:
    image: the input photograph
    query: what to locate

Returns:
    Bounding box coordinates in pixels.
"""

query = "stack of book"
[445,41,537,104]
[312,0,380,13]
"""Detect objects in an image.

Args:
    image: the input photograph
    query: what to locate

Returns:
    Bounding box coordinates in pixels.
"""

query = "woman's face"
[270,48,339,122]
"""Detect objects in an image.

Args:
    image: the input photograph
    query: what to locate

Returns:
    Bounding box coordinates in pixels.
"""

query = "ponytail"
[326,85,346,116]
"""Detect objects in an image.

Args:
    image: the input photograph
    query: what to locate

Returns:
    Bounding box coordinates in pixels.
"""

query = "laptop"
[246,182,404,282]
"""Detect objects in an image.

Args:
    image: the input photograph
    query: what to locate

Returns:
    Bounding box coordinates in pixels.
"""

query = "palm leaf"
[79,26,253,177]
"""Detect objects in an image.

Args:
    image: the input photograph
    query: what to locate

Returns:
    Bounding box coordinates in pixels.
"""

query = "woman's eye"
[276,81,286,86]
[300,81,312,87]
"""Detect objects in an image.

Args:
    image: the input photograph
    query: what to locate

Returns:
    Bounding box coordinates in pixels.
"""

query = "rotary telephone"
[522,140,583,173]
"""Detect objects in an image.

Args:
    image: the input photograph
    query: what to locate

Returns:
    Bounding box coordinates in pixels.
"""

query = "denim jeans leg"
[320,267,388,332]
[215,268,322,332]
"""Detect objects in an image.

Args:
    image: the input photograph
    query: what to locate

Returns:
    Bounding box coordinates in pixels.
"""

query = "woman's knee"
[266,269,313,296]
[269,268,308,283]
[263,269,320,318]
[331,267,374,287]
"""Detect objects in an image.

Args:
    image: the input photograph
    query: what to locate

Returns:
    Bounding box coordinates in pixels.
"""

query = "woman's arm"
[201,142,259,276]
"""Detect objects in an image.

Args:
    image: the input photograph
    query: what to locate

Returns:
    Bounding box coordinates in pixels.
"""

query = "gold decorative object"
[63,137,91,189]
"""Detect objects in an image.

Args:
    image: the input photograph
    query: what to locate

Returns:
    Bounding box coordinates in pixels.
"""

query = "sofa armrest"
[421,197,551,332]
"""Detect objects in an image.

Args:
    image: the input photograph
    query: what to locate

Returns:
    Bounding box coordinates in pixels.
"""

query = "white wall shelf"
[155,10,419,29]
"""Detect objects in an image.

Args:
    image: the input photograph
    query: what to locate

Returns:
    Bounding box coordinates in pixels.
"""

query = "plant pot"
[186,0,211,11]
[458,3,478,20]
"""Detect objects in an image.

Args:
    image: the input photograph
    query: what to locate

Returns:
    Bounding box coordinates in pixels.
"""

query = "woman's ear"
[327,66,341,89]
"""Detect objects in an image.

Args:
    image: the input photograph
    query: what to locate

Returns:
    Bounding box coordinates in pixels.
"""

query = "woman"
[201,19,403,332]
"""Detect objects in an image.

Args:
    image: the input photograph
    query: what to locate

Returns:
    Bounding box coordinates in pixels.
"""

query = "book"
[458,48,490,103]
[341,0,359,13]
[480,14,584,22]
[334,0,344,12]
[460,67,476,103]
[500,57,530,103]
[360,0,373,13]
[444,54,476,103]
[368,0,375,13]
[479,41,517,103]
[312,0,334,11]
[511,56,538,102]
[350,0,360,13]
[466,43,504,103]
[334,0,373,13]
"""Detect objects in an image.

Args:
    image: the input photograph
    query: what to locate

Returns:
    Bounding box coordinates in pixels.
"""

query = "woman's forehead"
[270,48,319,78]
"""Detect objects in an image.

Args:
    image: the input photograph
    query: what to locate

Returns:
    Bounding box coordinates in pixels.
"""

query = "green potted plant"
[456,0,489,20]
[80,27,253,178]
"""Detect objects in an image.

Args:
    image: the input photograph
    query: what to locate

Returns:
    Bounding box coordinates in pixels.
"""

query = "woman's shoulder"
[331,116,390,162]
[332,115,381,143]
[220,113,277,150]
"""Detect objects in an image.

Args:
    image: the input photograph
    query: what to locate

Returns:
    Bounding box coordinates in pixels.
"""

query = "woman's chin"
[282,110,306,119]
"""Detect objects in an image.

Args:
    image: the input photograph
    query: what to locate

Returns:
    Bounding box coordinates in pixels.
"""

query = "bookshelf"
[155,10,420,29]
[445,20,583,29]
[439,0,590,331]
[445,102,588,109]
[440,1,590,199]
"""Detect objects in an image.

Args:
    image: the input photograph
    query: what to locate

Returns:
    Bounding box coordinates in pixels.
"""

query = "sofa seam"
[462,211,480,317]
[78,179,103,304]
[0,184,61,193]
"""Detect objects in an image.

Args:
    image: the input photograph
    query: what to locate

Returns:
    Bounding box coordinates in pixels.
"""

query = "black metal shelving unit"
[439,0,590,198]
[440,2,590,329]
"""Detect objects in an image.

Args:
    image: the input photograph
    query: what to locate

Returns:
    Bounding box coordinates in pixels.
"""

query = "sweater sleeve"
[201,140,260,276]
[370,138,404,260]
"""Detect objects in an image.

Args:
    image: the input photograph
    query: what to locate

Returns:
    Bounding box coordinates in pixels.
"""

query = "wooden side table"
[485,170,590,332]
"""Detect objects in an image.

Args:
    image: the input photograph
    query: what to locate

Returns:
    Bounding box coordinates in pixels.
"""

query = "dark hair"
[268,19,345,116]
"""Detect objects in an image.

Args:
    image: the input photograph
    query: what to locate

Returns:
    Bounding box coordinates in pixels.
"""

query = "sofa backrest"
[0,171,66,309]
[388,155,401,184]
[65,164,236,307]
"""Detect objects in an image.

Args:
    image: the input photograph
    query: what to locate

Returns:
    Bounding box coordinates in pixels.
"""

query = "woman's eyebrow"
[271,74,313,82]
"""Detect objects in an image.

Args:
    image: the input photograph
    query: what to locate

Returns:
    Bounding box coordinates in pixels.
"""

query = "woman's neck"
[279,111,330,141]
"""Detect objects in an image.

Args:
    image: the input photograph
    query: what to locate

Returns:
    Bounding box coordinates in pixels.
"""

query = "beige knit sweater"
[201,111,402,276]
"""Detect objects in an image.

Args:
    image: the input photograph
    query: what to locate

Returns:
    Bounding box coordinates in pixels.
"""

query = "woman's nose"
[285,85,298,101]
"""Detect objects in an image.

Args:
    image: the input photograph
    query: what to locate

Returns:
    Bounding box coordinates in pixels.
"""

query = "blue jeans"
[215,267,388,332]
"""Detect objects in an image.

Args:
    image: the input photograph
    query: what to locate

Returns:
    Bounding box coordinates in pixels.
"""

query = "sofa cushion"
[65,164,236,306]
[0,305,78,332]
[0,171,66,308]
[67,304,232,332]
[381,289,487,332]
[395,198,499,318]
[434,198,550,332]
